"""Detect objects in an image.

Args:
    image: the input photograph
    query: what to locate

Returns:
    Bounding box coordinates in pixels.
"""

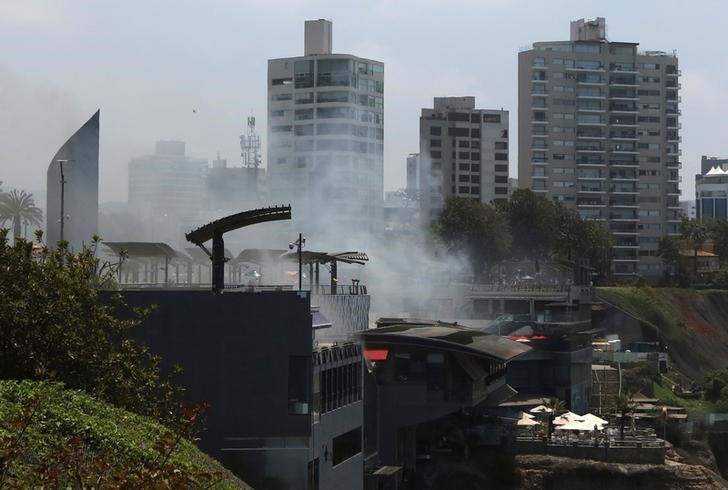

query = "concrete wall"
[515,440,665,464]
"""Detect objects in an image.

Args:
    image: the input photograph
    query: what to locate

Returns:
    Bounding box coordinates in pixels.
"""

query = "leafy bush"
[0,380,249,488]
[0,231,181,423]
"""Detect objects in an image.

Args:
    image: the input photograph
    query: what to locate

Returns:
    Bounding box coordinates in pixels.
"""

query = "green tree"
[544,397,566,438]
[681,217,709,278]
[657,236,681,283]
[434,197,511,280]
[0,189,43,240]
[496,189,557,259]
[615,390,636,441]
[706,218,728,267]
[0,231,181,423]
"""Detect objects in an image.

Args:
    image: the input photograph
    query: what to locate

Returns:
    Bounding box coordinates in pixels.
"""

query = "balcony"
[577,198,606,207]
[610,172,638,180]
[577,159,606,166]
[579,185,605,193]
[610,184,638,194]
[609,212,638,221]
[610,198,638,207]
[666,69,682,77]
[610,224,638,235]
[609,103,638,113]
[610,77,639,87]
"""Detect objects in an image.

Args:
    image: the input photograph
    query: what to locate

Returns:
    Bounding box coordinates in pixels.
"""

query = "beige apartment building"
[419,97,509,224]
[518,18,681,278]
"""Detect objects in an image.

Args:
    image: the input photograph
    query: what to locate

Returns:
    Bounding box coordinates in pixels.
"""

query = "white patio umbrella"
[517,415,540,426]
[581,413,608,428]
[529,405,554,414]
[555,419,603,431]
[553,411,580,426]
[518,411,535,419]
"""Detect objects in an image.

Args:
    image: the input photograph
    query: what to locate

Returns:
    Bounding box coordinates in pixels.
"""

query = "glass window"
[483,114,501,123]
[317,91,350,103]
[295,92,314,104]
[295,109,313,120]
[317,59,351,87]
[294,60,314,88]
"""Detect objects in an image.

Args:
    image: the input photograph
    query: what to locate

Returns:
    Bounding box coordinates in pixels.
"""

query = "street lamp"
[57,159,71,242]
[289,233,306,290]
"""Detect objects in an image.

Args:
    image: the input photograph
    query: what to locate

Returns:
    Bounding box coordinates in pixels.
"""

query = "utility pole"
[58,160,68,242]
[290,233,305,290]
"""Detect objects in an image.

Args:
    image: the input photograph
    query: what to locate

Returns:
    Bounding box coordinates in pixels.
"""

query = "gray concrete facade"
[419,97,509,224]
[46,110,99,250]
[518,18,681,278]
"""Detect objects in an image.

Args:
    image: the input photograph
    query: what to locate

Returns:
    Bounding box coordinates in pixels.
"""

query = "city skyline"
[0,0,724,204]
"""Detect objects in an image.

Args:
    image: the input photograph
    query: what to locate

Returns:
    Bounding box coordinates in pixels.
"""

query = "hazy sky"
[1,0,726,204]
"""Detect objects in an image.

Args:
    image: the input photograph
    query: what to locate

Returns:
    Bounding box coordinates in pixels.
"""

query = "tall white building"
[419,97,509,224]
[518,18,681,278]
[267,20,384,243]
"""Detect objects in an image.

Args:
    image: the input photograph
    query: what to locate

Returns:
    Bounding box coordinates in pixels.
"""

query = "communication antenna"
[240,113,262,195]
[240,114,261,169]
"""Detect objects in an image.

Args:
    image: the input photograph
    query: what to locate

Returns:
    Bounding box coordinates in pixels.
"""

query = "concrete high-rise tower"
[419,97,509,225]
[518,18,681,278]
[46,110,100,250]
[267,20,384,244]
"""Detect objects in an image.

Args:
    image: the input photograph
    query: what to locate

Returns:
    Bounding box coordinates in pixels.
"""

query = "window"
[495,175,508,184]
[430,126,442,136]
[458,140,470,148]
[495,187,508,195]
[288,356,311,415]
[458,151,470,159]
[273,93,292,101]
[447,112,470,122]
[483,114,501,123]
[295,124,313,136]
[470,152,481,161]
[317,59,350,87]
[495,164,508,172]
[331,426,360,463]
[495,142,508,150]
[317,123,349,136]
[294,60,314,88]
[317,91,350,103]
[430,150,441,159]
[430,139,442,147]
[318,140,348,151]
[495,153,508,161]
[271,125,292,133]
[471,128,481,139]
[295,109,313,120]
[317,107,351,119]
[575,44,600,53]
[271,110,285,117]
[448,127,470,137]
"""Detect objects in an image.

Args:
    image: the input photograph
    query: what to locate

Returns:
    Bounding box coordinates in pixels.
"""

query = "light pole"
[57,159,69,242]
[290,233,306,290]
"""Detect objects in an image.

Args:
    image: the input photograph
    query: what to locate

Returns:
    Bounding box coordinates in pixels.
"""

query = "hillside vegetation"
[597,287,728,381]
[0,380,251,488]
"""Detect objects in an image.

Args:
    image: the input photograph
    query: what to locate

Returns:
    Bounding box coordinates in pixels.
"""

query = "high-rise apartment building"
[406,153,420,198]
[128,141,207,222]
[267,20,384,243]
[518,18,681,278]
[419,97,509,224]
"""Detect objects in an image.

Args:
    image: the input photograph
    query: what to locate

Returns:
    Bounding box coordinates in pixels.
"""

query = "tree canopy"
[0,189,43,240]
[435,190,612,281]
[433,197,511,279]
[0,231,181,423]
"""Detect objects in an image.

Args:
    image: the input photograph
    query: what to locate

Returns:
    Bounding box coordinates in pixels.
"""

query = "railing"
[469,284,570,294]
[311,284,368,295]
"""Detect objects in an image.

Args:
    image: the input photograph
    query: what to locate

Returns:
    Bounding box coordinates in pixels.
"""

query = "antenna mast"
[240,114,261,195]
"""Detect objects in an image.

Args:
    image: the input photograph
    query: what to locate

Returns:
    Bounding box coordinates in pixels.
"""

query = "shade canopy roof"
[362,320,530,362]
[185,205,291,245]
[279,250,369,265]
[555,419,605,431]
[104,242,190,262]
[529,405,554,414]
[517,415,540,426]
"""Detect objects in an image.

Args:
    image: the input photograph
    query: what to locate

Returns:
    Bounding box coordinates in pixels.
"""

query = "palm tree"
[0,189,43,240]
[544,397,566,438]
[681,218,709,279]
[615,390,636,441]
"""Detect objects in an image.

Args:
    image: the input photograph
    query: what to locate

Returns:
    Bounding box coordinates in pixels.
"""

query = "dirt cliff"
[516,454,728,490]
